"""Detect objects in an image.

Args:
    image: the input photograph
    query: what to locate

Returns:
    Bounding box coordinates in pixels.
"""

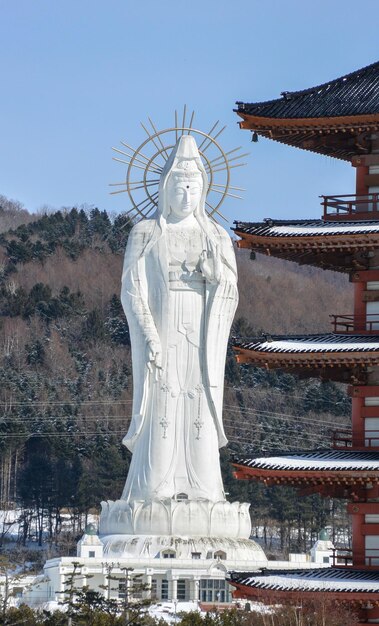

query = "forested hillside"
[0,196,352,561]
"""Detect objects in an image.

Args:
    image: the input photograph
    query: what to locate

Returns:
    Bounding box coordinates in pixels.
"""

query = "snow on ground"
[147,600,270,623]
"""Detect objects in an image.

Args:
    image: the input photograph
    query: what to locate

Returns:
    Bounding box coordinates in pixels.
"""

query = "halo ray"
[109,178,160,187]
[212,162,247,173]
[113,147,162,172]
[187,110,195,135]
[208,146,244,165]
[206,200,228,222]
[120,142,163,170]
[113,157,161,175]
[201,126,226,153]
[211,183,246,191]
[211,189,243,200]
[149,118,170,160]
[181,105,187,137]
[141,122,167,160]
[197,121,219,150]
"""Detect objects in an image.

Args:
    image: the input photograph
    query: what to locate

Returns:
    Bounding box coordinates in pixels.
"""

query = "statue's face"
[167,175,203,219]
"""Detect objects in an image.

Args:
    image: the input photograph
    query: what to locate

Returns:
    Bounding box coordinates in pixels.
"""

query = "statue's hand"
[146,339,162,374]
[200,249,221,283]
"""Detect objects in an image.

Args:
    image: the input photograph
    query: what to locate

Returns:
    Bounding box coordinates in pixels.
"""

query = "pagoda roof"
[234,334,379,383]
[234,61,379,160]
[229,568,379,597]
[234,219,379,238]
[233,219,379,272]
[236,61,379,120]
[234,450,379,472]
[235,334,379,354]
[232,450,379,496]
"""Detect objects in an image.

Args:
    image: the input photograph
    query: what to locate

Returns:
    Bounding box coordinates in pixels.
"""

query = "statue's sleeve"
[219,227,238,284]
[121,223,160,345]
[205,226,239,448]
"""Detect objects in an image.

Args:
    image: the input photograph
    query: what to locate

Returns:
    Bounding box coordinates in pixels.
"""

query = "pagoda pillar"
[355,164,369,196]
[351,512,365,566]
[351,396,365,448]
[353,281,366,332]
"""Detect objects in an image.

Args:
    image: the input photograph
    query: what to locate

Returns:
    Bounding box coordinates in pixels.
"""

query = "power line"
[223,406,347,428]
[224,384,351,408]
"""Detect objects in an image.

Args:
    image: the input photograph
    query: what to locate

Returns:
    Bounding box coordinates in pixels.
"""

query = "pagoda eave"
[230,580,379,605]
[236,113,379,160]
[233,348,375,384]
[235,230,378,272]
[233,462,378,495]
[237,112,379,132]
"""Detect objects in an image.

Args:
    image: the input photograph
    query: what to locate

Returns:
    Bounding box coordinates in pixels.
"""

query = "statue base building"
[25,522,267,607]
[24,525,333,608]
[95,496,267,602]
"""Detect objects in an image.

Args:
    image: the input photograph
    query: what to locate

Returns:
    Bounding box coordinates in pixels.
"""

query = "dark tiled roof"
[233,219,379,237]
[234,334,379,354]
[235,61,379,119]
[234,450,379,472]
[229,568,379,592]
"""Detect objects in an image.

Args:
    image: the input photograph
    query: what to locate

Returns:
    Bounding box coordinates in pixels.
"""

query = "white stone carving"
[100,499,251,538]
[100,135,264,563]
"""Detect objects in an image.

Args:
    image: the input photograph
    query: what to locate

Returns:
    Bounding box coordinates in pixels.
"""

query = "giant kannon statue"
[100,128,265,562]
[121,135,236,503]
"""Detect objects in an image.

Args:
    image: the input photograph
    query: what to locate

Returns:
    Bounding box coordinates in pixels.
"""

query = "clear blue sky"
[1,0,378,226]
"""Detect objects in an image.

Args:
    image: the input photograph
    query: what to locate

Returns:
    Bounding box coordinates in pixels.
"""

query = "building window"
[118,581,126,599]
[177,579,186,601]
[88,551,95,558]
[161,579,169,600]
[214,550,226,560]
[199,579,230,603]
[192,552,201,559]
[323,556,330,564]
[162,550,176,559]
[151,578,157,599]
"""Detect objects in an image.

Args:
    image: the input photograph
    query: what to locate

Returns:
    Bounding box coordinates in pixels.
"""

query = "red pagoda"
[228,61,379,624]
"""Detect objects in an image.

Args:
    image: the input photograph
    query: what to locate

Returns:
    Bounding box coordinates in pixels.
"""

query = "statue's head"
[157,135,208,222]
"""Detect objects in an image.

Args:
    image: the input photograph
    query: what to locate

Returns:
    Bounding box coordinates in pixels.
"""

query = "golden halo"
[110,106,248,222]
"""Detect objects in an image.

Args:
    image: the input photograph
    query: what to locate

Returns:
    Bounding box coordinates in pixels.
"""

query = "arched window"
[162,549,176,559]
[175,493,188,501]
[214,550,227,560]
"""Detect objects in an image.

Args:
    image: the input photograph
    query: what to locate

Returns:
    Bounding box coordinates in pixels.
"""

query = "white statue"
[99,130,266,561]
[120,135,238,505]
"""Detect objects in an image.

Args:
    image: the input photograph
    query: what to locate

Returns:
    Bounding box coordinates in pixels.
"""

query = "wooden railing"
[332,428,379,449]
[332,548,353,567]
[322,193,379,220]
[331,429,352,449]
[333,548,379,568]
[330,314,379,334]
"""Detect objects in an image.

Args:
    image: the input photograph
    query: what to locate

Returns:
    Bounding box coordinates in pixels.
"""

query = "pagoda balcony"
[332,428,379,451]
[322,193,379,222]
[332,548,379,569]
[330,314,379,335]
[332,548,353,567]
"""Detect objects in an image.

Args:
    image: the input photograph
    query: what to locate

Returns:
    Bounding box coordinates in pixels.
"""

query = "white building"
[24,525,334,608]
